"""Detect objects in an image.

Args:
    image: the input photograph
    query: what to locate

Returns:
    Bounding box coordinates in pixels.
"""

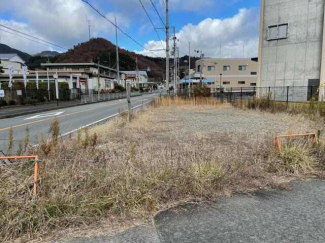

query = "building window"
[250,83,257,86]
[239,65,246,71]
[238,81,246,85]
[251,72,257,75]
[197,65,201,72]
[207,66,215,72]
[223,81,230,85]
[223,66,231,71]
[267,24,288,40]
[278,24,288,39]
[105,80,111,89]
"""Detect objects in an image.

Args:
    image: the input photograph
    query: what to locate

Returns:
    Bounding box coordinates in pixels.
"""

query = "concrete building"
[40,63,118,91]
[121,71,148,88]
[194,58,258,91]
[0,54,25,74]
[258,0,325,101]
[0,62,120,92]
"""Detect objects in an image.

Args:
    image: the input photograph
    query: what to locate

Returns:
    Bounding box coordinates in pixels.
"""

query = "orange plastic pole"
[0,156,39,196]
[33,157,39,197]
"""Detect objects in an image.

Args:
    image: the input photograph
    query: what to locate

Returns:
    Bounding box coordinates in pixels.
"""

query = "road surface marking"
[32,100,152,148]
[24,111,65,120]
[0,95,156,132]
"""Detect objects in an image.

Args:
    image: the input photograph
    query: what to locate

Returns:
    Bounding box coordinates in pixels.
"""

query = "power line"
[0,28,63,50]
[138,0,165,51]
[82,0,158,56]
[0,24,67,50]
[149,0,166,28]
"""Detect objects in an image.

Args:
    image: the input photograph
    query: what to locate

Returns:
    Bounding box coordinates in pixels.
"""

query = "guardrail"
[81,92,142,104]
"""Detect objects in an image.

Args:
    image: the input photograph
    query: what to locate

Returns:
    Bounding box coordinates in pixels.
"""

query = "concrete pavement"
[0,93,159,154]
[58,180,325,243]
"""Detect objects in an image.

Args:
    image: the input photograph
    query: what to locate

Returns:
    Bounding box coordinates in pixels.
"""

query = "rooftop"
[0,53,19,60]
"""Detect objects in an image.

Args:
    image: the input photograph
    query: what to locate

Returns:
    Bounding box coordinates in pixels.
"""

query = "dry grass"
[1,97,325,242]
[233,96,325,118]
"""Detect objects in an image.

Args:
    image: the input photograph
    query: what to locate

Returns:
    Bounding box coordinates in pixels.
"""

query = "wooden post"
[127,83,131,122]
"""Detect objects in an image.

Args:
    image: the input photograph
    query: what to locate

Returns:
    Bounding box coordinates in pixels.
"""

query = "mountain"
[36,51,60,57]
[55,38,165,80]
[0,43,32,62]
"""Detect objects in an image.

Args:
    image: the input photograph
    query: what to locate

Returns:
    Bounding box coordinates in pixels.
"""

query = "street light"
[194,50,204,87]
[214,62,218,96]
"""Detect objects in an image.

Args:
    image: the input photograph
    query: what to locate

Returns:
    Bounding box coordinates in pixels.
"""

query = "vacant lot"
[1,98,324,242]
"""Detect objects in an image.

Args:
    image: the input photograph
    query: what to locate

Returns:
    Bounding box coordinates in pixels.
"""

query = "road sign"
[0,90,4,98]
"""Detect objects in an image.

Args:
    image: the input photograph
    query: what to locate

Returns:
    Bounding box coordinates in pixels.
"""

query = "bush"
[193,85,211,97]
[0,99,7,106]
[8,100,16,106]
[114,83,126,92]
[279,144,315,174]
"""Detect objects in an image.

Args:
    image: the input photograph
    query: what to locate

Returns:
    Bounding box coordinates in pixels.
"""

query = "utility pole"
[165,0,170,94]
[195,50,204,87]
[88,20,91,41]
[173,27,177,95]
[97,57,100,100]
[136,57,139,90]
[189,42,191,97]
[115,17,121,87]
[177,47,179,94]
[127,83,131,122]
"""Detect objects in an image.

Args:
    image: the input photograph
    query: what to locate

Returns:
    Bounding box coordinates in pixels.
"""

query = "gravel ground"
[147,105,324,142]
[153,105,320,139]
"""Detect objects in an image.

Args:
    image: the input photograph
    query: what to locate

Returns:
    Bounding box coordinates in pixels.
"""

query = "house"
[257,0,325,101]
[121,71,149,88]
[0,62,121,92]
[41,63,119,91]
[0,54,25,74]
[184,58,258,92]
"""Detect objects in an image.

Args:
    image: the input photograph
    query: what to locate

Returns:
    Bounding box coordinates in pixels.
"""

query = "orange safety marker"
[275,133,317,153]
[0,155,39,196]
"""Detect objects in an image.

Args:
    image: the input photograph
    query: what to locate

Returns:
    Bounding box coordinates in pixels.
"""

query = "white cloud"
[137,8,260,58]
[0,0,129,54]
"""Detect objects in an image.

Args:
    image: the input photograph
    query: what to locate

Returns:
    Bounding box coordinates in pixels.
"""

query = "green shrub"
[279,144,315,174]
[8,100,16,106]
[0,99,7,106]
[192,85,211,97]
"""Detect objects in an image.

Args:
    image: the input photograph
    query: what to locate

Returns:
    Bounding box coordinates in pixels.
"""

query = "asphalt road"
[59,180,325,243]
[0,93,159,154]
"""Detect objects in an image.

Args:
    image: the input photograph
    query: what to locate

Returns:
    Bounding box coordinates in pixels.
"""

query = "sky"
[0,0,260,58]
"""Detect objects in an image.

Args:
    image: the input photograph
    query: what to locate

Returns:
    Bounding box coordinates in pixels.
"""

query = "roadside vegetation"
[233,93,325,118]
[1,96,324,242]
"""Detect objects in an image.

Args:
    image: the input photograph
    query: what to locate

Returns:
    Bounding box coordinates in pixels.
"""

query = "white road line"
[60,101,152,137]
[32,100,152,147]
[24,111,65,120]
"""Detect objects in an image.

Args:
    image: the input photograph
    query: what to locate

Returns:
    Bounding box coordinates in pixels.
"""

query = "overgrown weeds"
[234,94,325,118]
[154,96,220,106]
[1,99,324,242]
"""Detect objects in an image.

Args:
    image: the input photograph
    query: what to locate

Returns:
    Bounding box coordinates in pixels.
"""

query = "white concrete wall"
[0,60,23,74]
[260,0,324,101]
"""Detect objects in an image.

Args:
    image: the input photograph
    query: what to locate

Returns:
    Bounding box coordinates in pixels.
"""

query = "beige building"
[195,58,258,91]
